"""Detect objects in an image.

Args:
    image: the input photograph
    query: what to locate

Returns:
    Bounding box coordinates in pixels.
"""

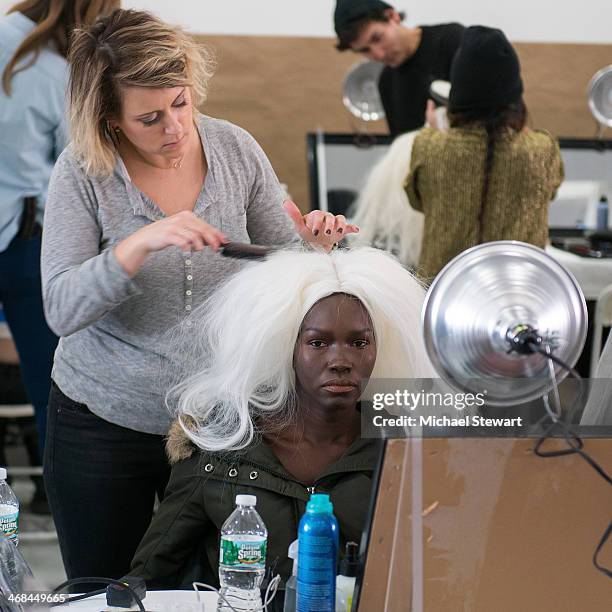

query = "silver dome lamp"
[422,241,587,407]
[342,60,386,123]
[587,65,612,138]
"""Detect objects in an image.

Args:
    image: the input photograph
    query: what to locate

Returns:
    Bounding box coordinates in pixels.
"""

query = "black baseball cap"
[334,0,393,35]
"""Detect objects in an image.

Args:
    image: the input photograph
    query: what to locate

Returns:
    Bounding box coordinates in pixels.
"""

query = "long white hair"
[349,131,424,267]
[170,247,433,452]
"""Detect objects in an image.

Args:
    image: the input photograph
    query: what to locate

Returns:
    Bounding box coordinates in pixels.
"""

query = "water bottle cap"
[306,493,334,514]
[235,494,256,507]
[0,468,6,480]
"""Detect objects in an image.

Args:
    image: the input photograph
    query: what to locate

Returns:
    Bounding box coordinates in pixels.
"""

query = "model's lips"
[321,380,359,393]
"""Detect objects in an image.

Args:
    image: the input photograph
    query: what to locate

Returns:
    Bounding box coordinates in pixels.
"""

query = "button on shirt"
[41,115,299,435]
[0,12,68,252]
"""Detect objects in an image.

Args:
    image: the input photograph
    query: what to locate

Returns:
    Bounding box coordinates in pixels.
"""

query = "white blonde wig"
[349,131,424,267]
[171,247,433,452]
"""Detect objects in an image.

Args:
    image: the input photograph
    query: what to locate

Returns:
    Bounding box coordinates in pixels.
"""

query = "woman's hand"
[425,99,438,128]
[114,210,227,277]
[425,99,449,131]
[283,201,359,251]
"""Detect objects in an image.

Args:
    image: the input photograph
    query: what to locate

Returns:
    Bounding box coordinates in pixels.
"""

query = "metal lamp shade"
[342,61,385,122]
[588,65,612,128]
[422,241,587,406]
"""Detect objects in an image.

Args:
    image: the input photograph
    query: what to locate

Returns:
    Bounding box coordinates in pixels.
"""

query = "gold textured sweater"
[404,126,564,280]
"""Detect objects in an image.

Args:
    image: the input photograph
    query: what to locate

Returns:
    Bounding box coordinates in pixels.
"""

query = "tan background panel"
[361,439,612,611]
[194,35,611,211]
[423,438,612,611]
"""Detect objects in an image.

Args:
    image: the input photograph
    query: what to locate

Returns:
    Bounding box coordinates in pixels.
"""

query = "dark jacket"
[131,420,380,589]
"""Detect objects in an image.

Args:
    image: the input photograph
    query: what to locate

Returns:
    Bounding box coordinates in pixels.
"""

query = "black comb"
[220,242,275,260]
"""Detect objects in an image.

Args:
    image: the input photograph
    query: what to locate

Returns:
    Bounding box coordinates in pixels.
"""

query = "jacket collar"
[230,435,380,481]
[166,418,381,478]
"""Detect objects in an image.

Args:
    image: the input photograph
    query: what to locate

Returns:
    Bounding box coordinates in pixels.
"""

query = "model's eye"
[308,340,327,348]
[354,340,369,348]
[173,98,187,107]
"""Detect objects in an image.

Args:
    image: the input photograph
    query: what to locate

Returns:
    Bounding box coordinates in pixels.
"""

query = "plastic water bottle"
[217,494,267,611]
[297,493,339,612]
[0,533,36,602]
[0,468,19,546]
[283,539,298,612]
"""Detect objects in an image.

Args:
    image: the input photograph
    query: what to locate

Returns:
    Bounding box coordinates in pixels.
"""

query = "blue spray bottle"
[296,493,339,612]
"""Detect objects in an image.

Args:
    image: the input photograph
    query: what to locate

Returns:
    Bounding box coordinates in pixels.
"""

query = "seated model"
[131,247,431,588]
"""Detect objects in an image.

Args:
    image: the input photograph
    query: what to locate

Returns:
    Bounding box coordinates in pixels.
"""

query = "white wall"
[2,1,611,44]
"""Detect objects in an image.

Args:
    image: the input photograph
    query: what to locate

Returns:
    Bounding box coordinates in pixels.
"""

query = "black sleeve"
[379,68,425,136]
[378,68,399,136]
[441,23,465,76]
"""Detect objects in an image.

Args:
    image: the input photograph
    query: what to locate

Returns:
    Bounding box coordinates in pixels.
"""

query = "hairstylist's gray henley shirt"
[41,114,298,435]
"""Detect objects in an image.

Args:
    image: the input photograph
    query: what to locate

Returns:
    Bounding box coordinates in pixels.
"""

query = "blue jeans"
[0,231,58,452]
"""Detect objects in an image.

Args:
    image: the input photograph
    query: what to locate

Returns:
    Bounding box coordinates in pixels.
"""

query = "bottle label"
[296,531,337,611]
[220,537,266,569]
[0,511,19,545]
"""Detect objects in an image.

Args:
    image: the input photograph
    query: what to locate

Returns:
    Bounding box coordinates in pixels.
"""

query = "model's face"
[293,293,377,411]
[113,86,194,159]
[350,12,408,67]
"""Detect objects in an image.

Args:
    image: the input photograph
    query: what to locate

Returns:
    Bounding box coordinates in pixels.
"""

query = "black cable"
[524,341,612,578]
[51,577,145,610]
[530,344,586,423]
[593,521,612,579]
[62,588,105,604]
[528,343,581,379]
[527,344,610,477]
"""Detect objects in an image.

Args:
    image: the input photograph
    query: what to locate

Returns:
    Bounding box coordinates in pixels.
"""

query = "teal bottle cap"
[306,493,334,514]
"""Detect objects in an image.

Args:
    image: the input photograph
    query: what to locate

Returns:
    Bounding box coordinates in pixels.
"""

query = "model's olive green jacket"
[131,421,380,589]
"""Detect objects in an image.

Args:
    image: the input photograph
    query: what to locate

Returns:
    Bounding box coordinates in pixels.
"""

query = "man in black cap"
[334,1,463,136]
